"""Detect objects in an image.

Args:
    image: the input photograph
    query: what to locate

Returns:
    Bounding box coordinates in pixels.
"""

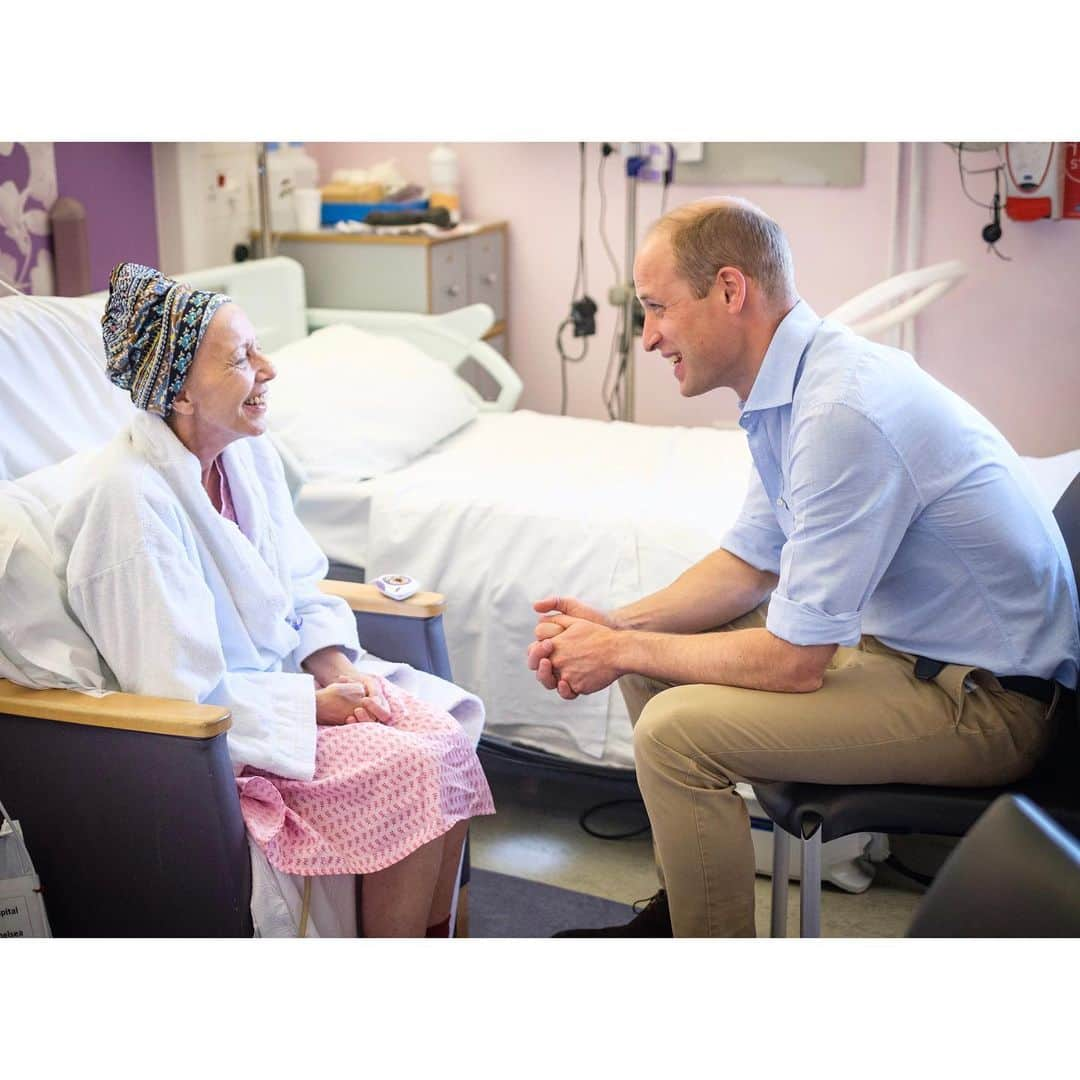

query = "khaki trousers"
[619,604,1060,937]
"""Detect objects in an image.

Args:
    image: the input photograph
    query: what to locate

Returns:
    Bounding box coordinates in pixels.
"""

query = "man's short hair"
[650,198,796,304]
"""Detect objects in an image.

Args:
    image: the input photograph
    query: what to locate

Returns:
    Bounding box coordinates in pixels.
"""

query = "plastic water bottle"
[428,144,461,224]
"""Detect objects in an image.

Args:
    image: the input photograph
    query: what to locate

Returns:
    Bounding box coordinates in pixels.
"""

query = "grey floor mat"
[468,868,637,938]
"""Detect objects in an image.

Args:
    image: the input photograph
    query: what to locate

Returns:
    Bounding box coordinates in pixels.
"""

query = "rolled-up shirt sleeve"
[719,466,786,575]
[766,403,922,646]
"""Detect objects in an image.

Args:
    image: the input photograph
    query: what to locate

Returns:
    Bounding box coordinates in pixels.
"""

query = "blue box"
[320,199,430,225]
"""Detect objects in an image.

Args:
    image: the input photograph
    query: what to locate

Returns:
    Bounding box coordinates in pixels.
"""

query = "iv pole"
[256,143,274,258]
[614,144,675,422]
[618,157,641,421]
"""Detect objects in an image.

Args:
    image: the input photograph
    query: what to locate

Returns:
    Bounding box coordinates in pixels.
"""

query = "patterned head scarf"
[102,262,232,417]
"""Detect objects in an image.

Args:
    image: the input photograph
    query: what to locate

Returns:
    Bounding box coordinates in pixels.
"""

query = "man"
[527,197,1080,937]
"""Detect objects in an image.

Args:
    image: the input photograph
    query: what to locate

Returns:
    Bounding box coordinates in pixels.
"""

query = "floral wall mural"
[0,142,57,295]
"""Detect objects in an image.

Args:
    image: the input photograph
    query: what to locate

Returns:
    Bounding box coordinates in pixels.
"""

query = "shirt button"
[775,496,784,507]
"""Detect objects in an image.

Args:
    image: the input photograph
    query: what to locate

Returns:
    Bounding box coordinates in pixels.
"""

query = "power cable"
[579,798,651,840]
[598,148,621,280]
[556,142,596,415]
[952,143,1012,260]
[478,736,650,841]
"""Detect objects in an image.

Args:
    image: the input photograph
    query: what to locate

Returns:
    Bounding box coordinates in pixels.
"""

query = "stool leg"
[770,826,792,938]
[799,826,823,938]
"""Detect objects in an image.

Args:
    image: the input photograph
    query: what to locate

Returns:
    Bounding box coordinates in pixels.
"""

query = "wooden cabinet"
[275,222,509,358]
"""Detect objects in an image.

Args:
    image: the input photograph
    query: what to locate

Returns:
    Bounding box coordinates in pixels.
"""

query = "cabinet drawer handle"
[445,284,462,298]
[482,273,497,286]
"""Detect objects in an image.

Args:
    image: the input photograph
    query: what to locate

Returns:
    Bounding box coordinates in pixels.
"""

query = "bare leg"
[428,820,469,927]
[360,833,446,937]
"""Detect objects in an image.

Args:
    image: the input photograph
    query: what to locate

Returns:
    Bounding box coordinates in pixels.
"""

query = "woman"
[53,262,494,937]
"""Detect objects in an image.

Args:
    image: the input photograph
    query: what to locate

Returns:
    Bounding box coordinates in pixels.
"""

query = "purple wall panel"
[52,143,159,291]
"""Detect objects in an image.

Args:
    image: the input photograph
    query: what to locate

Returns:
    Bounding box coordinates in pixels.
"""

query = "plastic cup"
[294,188,322,233]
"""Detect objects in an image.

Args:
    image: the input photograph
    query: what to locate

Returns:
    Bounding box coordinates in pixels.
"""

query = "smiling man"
[528,197,1079,938]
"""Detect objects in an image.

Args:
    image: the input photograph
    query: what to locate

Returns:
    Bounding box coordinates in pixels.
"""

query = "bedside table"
[274,222,509,360]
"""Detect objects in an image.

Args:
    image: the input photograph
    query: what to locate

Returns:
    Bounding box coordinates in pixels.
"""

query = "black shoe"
[552,890,673,937]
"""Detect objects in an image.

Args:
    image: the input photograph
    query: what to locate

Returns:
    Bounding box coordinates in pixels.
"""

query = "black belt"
[997,675,1057,705]
[914,656,1057,705]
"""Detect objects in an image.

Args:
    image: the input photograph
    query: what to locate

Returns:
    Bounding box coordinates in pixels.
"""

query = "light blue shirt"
[720,300,1080,688]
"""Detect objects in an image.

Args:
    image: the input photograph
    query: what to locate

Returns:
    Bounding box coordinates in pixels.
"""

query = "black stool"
[756,713,1080,935]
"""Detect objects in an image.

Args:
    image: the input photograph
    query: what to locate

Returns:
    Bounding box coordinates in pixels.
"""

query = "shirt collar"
[738,299,821,417]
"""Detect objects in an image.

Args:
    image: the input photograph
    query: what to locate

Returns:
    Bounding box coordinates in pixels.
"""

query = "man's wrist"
[608,627,640,679]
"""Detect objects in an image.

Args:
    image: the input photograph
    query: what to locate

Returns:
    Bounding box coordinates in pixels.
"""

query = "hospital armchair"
[0,286,461,937]
[0,577,456,938]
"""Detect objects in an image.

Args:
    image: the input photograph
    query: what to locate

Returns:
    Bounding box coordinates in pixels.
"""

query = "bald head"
[646,197,797,309]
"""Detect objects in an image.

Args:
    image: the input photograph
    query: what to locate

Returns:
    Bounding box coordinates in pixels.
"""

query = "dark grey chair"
[907,793,1080,937]
[756,470,1080,937]
[0,590,455,937]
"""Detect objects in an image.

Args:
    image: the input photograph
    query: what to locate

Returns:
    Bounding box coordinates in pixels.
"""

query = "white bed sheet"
[298,410,754,768]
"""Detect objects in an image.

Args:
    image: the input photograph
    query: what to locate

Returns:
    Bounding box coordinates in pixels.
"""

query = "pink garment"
[236,676,494,876]
[214,455,238,523]
[215,456,494,877]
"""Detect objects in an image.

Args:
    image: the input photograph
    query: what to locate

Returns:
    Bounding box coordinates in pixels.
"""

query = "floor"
[470,745,953,937]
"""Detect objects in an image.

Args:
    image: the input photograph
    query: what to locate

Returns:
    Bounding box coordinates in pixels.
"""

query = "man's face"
[175,303,275,442]
[635,236,742,398]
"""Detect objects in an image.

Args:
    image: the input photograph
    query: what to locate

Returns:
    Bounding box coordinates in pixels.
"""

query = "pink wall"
[308,143,1080,456]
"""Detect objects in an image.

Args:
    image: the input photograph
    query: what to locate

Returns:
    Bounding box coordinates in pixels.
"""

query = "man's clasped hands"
[526,595,624,700]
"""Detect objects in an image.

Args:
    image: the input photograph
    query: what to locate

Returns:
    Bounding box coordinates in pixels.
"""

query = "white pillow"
[0,461,110,693]
[267,324,478,482]
[0,294,134,481]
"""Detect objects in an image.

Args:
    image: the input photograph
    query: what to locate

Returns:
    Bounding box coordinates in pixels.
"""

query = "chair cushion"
[753,756,1080,845]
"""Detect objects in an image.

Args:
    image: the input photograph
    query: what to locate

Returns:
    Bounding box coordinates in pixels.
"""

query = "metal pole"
[620,167,638,422]
[770,826,792,938]
[257,143,274,259]
[799,827,823,938]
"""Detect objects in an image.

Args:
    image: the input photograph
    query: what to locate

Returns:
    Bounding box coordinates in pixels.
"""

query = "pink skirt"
[236,676,495,876]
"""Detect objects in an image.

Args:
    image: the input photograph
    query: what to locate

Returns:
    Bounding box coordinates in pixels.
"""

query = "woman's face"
[170,303,276,448]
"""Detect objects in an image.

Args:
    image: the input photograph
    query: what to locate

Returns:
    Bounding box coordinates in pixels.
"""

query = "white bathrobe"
[52,412,484,933]
[53,410,364,779]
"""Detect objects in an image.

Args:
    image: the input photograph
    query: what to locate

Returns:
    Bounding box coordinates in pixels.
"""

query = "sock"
[425,914,452,938]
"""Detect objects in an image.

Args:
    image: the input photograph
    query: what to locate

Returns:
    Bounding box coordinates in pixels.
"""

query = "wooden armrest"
[0,678,231,739]
[320,579,446,619]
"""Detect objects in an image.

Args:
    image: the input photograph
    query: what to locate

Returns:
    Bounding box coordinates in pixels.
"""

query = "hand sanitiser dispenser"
[1005,142,1065,221]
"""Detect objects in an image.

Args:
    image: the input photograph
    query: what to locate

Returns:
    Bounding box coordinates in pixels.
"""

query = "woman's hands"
[315,674,391,725]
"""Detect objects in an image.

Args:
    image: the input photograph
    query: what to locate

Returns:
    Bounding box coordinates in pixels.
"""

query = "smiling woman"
[46,261,495,936]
